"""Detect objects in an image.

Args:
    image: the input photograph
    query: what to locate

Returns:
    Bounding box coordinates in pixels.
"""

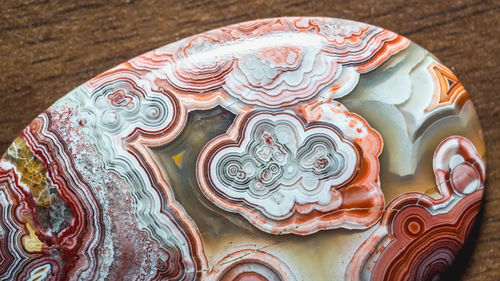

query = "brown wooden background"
[0,0,499,280]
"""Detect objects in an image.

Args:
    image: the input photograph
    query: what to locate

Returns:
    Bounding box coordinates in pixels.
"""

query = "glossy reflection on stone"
[0,17,485,281]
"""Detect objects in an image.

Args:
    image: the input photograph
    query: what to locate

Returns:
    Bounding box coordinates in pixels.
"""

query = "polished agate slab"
[0,17,486,280]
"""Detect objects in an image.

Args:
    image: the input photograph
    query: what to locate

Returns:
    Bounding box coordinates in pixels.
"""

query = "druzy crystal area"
[0,17,486,280]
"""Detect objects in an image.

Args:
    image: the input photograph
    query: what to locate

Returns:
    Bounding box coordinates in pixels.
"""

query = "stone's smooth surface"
[0,16,485,280]
[197,109,382,235]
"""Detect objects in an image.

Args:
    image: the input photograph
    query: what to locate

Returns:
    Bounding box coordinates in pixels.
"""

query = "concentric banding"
[0,16,485,281]
[209,249,296,281]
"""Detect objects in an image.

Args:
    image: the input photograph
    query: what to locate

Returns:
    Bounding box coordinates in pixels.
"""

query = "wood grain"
[0,0,498,280]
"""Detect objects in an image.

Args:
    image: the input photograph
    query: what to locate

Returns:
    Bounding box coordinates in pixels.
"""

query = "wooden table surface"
[1,0,499,280]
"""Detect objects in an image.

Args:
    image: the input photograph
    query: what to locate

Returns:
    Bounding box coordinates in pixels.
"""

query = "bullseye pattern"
[345,136,485,281]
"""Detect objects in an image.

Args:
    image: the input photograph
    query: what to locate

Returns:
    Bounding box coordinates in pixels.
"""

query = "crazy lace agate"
[0,17,486,281]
